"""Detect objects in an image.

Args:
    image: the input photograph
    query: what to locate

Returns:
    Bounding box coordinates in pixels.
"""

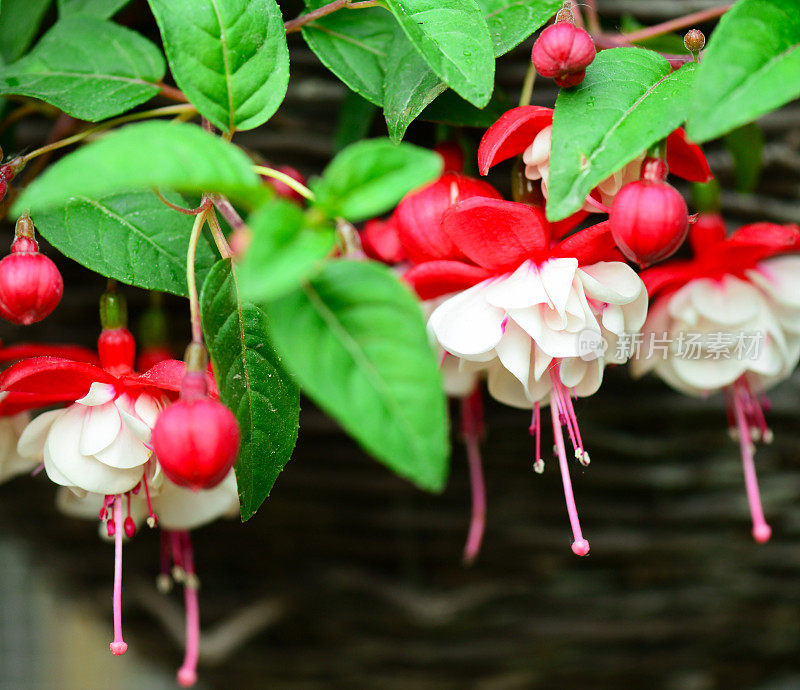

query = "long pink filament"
[109,496,128,655]
[530,403,542,472]
[177,531,200,687]
[550,394,590,556]
[731,387,772,543]
[461,389,486,566]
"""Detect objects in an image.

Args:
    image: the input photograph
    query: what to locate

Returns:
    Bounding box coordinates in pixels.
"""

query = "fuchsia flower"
[633,220,800,542]
[0,327,215,659]
[402,195,649,556]
[477,106,712,211]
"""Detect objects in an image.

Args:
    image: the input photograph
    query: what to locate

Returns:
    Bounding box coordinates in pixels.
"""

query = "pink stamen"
[109,496,128,655]
[731,384,772,543]
[550,393,590,556]
[741,378,772,443]
[171,530,186,583]
[530,403,543,473]
[177,531,200,687]
[585,194,612,214]
[460,388,486,566]
[562,386,588,465]
[142,470,158,528]
[439,351,448,368]
[30,462,44,477]
[551,371,588,466]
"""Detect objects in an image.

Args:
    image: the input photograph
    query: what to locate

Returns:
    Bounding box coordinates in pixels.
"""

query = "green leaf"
[32,190,217,296]
[0,16,164,121]
[724,122,764,193]
[686,0,800,143]
[58,0,130,17]
[264,260,449,491]
[547,48,696,221]
[201,259,300,520]
[383,32,448,143]
[13,121,265,216]
[237,199,335,302]
[0,0,51,65]
[301,2,397,106]
[311,138,442,222]
[148,0,289,132]
[384,0,494,108]
[334,91,378,151]
[475,0,561,55]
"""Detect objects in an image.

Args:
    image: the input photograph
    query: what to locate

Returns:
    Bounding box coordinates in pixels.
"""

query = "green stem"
[518,62,537,107]
[254,165,316,201]
[206,209,233,259]
[187,206,210,344]
[20,104,197,164]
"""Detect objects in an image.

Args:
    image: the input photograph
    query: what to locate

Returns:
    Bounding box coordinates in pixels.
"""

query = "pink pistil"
[730,382,771,543]
[530,402,543,473]
[177,531,200,687]
[461,388,487,566]
[549,391,590,557]
[109,496,128,655]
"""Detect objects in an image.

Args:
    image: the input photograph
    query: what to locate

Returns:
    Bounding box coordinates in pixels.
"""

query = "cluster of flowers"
[361,101,800,561]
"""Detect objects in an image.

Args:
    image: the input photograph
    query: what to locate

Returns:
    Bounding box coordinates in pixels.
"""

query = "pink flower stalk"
[634,219,800,542]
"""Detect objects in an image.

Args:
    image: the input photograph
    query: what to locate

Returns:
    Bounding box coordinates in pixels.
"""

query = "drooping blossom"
[477,106,712,211]
[403,196,648,555]
[3,325,214,657]
[632,219,800,542]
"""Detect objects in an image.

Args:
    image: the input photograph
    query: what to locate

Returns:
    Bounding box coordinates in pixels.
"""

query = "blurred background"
[2,1,800,688]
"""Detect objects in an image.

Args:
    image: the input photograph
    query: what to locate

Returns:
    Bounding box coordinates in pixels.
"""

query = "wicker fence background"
[1,1,800,688]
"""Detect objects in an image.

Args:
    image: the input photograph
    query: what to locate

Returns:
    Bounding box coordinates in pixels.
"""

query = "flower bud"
[98,328,136,375]
[152,395,240,491]
[609,160,689,267]
[684,29,705,54]
[263,165,306,204]
[532,21,596,88]
[0,215,63,325]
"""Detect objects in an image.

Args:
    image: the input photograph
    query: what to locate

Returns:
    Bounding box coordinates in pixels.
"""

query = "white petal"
[134,393,163,428]
[689,275,760,326]
[429,281,505,358]
[441,356,480,398]
[487,363,533,409]
[17,409,63,459]
[79,402,121,456]
[579,262,644,305]
[495,320,532,392]
[522,125,551,166]
[532,344,554,381]
[94,422,152,469]
[749,256,800,309]
[559,357,588,389]
[153,471,239,530]
[485,261,551,311]
[75,382,118,407]
[541,258,578,319]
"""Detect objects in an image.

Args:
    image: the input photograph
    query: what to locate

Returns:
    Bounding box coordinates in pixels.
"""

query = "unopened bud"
[684,29,705,54]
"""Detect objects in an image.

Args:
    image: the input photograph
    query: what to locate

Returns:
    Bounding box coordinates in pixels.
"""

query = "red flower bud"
[609,163,689,267]
[123,516,136,538]
[152,372,240,491]
[263,165,306,204]
[98,328,136,375]
[532,21,596,88]
[0,234,63,326]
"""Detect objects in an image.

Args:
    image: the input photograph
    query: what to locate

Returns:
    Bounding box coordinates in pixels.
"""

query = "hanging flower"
[405,196,648,555]
[632,219,800,542]
[477,106,712,211]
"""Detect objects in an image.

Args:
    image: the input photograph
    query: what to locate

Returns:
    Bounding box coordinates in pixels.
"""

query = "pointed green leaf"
[237,199,335,302]
[312,138,442,222]
[475,0,561,55]
[148,0,289,132]
[32,190,217,297]
[547,49,696,221]
[201,259,300,520]
[0,16,164,120]
[334,91,378,151]
[13,121,265,216]
[687,0,800,143]
[301,2,397,106]
[384,0,494,108]
[264,260,449,491]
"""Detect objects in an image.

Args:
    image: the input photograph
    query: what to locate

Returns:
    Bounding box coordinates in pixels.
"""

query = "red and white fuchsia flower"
[477,106,712,212]
[402,195,648,556]
[632,220,800,542]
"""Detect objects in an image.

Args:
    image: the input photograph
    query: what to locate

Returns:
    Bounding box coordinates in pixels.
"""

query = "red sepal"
[0,356,114,399]
[552,221,624,265]
[126,359,219,399]
[0,342,99,365]
[477,106,553,175]
[442,198,549,271]
[666,129,712,183]
[361,217,405,265]
[404,261,493,300]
